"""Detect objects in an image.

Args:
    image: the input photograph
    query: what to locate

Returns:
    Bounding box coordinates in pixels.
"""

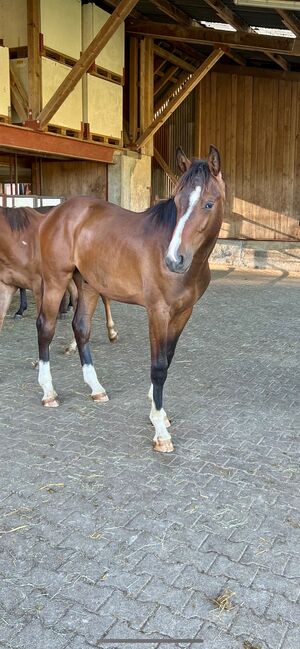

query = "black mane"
[144,197,177,237]
[3,207,31,232]
[3,205,52,232]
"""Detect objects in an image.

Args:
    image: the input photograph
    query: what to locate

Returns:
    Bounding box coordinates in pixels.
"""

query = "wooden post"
[139,37,154,155]
[134,49,224,150]
[129,37,138,143]
[27,0,41,120]
[36,0,139,130]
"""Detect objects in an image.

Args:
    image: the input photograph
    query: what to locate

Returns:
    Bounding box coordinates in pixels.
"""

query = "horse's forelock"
[174,159,210,197]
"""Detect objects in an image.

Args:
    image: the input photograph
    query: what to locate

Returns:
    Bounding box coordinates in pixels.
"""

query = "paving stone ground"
[0,268,299,649]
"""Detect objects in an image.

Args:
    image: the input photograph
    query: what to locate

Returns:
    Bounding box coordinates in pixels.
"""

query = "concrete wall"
[108,151,151,212]
[211,240,300,274]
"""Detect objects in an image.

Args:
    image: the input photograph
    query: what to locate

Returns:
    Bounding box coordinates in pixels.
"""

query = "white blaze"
[167,185,201,262]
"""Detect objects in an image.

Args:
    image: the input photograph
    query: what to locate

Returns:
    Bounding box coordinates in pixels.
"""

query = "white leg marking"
[82,364,108,401]
[148,384,171,432]
[167,185,201,262]
[38,361,57,404]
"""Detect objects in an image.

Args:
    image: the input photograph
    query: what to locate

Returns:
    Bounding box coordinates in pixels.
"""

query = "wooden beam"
[27,0,41,119]
[140,38,154,155]
[216,61,300,81]
[202,0,288,70]
[203,0,251,31]
[0,123,115,163]
[37,0,140,130]
[154,65,178,96]
[127,21,300,55]
[134,49,224,150]
[150,0,199,27]
[129,37,138,142]
[277,9,300,36]
[10,69,28,122]
[154,147,177,185]
[154,44,195,72]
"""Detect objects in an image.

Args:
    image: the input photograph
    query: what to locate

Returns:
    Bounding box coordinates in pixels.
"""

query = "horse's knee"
[36,312,55,346]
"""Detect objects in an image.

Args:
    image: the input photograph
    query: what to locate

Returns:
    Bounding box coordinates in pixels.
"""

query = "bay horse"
[0,206,117,342]
[36,145,225,453]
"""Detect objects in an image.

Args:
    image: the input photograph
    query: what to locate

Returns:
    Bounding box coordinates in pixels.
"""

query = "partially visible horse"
[0,206,117,342]
[36,145,225,453]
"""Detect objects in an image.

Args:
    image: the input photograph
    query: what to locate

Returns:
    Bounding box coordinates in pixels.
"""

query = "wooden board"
[40,0,81,59]
[41,159,107,199]
[197,71,300,241]
[0,0,81,58]
[10,57,82,130]
[82,3,124,77]
[0,0,27,48]
[84,75,122,140]
[0,46,10,118]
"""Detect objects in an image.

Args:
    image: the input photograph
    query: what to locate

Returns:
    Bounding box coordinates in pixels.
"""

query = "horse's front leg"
[72,277,108,402]
[148,310,173,453]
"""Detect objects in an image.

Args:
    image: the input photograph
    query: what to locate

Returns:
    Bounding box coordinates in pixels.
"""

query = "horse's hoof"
[42,397,59,408]
[153,439,174,453]
[92,392,109,403]
[14,313,23,320]
[109,333,118,343]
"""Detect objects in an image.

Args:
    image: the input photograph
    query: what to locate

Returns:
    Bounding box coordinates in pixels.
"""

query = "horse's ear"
[176,146,191,174]
[208,145,221,177]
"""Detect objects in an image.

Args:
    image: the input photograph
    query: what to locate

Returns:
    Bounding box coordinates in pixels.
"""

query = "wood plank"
[37,0,139,129]
[127,21,300,55]
[154,65,178,96]
[10,68,28,122]
[150,0,197,27]
[134,49,224,150]
[153,45,195,73]
[27,0,41,119]
[0,122,115,163]
[129,37,138,142]
[140,37,154,155]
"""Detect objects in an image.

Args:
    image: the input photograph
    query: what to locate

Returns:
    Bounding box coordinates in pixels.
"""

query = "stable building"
[0,0,300,271]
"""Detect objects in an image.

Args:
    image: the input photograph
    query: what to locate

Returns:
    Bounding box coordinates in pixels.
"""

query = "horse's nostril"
[178,255,184,267]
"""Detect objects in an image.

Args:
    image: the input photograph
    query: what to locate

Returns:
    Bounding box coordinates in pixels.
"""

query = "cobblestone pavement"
[0,268,299,649]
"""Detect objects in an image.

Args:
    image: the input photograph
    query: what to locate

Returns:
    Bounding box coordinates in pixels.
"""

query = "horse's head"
[165,145,225,274]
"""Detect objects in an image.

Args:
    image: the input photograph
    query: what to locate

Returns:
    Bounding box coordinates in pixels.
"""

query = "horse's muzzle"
[165,253,191,274]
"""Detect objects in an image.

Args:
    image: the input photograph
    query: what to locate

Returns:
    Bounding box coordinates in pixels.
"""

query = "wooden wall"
[198,71,300,241]
[38,160,107,199]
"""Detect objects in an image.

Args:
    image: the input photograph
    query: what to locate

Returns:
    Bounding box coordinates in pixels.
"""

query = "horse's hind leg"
[101,296,118,342]
[36,282,69,407]
[14,288,28,319]
[0,282,17,331]
[72,276,108,402]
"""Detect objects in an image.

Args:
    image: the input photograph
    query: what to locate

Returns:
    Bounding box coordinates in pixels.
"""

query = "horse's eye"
[204,201,214,209]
